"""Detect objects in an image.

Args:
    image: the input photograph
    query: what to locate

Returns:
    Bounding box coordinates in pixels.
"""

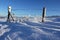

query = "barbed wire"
[12,9,42,11]
[11,8,60,12]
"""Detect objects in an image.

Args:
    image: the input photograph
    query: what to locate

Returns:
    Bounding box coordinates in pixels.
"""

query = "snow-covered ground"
[0,16,60,40]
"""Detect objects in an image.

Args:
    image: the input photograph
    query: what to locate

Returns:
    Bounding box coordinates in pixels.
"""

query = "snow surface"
[0,16,60,40]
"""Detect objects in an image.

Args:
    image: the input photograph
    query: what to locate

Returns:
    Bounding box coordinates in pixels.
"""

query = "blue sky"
[0,0,60,17]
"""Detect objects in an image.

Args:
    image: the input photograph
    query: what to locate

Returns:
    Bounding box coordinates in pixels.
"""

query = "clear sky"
[0,0,60,17]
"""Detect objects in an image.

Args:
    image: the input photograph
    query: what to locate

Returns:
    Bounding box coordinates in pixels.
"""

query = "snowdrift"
[0,16,60,40]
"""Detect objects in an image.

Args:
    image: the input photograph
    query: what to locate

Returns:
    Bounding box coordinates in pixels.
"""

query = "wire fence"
[7,0,60,17]
[11,8,60,17]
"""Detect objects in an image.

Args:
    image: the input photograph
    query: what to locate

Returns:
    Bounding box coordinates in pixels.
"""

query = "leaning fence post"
[7,6,14,22]
[7,6,11,22]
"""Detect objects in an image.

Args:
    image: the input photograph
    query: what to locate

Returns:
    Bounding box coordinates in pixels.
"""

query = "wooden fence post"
[7,6,14,22]
[42,7,46,22]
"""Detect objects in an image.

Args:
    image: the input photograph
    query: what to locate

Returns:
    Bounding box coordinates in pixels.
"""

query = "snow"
[0,16,60,40]
[0,24,10,37]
